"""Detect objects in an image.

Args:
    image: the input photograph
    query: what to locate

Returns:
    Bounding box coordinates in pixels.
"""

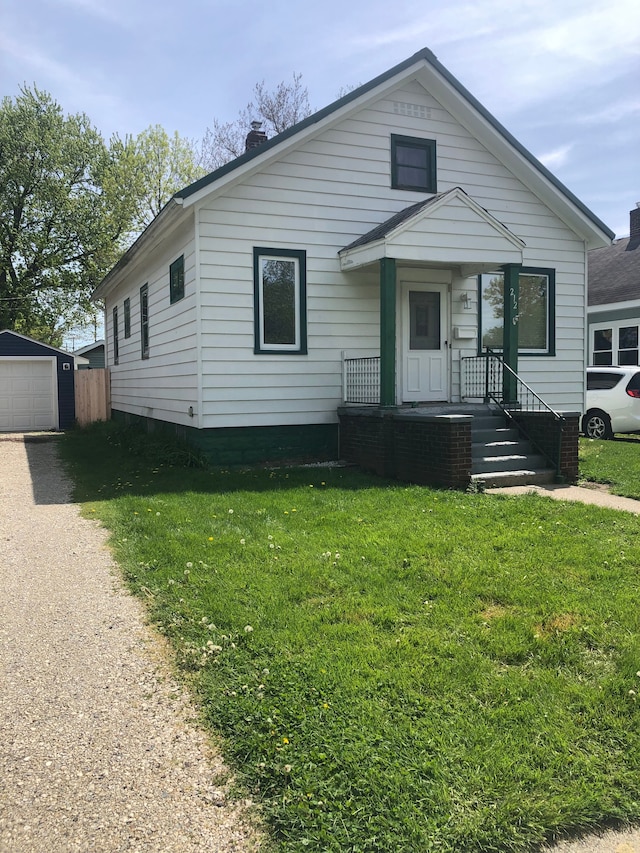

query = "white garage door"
[0,359,57,431]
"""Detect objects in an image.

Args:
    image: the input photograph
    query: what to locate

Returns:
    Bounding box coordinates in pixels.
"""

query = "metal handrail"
[462,348,565,475]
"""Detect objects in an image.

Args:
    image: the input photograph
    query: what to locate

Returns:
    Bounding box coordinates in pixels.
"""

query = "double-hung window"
[169,255,185,304]
[253,248,307,354]
[478,268,556,355]
[140,283,149,359]
[391,134,437,193]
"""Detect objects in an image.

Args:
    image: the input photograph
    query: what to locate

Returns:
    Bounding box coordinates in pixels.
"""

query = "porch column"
[502,263,521,404]
[380,257,396,407]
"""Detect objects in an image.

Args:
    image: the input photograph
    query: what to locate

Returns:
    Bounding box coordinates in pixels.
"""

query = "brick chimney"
[245,121,268,152]
[629,204,640,250]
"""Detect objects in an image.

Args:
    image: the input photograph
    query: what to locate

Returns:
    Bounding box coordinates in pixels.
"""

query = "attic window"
[391,134,436,193]
[253,248,307,354]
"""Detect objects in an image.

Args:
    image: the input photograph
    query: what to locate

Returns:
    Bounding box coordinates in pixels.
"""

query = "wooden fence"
[74,369,111,426]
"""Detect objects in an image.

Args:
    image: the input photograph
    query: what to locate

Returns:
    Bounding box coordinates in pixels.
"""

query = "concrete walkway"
[486,484,640,515]
[0,435,261,852]
[486,482,640,514]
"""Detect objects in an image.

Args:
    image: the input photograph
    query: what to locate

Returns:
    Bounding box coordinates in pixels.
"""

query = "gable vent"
[393,101,431,120]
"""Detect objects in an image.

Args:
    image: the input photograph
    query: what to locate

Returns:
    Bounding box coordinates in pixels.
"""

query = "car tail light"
[626,388,640,398]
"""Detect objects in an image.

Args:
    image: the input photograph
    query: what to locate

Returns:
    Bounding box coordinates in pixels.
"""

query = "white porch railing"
[342,354,381,404]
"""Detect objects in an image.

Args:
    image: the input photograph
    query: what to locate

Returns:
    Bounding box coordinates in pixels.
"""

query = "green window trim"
[140,283,149,359]
[253,247,307,354]
[123,297,131,339]
[391,134,437,193]
[169,254,185,304]
[478,267,556,357]
[112,305,119,365]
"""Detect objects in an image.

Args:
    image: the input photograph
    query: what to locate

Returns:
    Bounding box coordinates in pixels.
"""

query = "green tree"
[0,87,138,345]
[131,125,205,229]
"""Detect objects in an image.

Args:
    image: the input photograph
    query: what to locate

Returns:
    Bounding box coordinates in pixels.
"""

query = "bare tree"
[199,74,312,172]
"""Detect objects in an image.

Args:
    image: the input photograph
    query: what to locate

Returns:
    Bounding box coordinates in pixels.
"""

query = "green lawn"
[579,435,640,499]
[60,424,640,852]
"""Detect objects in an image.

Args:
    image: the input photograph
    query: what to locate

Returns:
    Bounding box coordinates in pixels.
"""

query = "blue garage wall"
[0,331,76,429]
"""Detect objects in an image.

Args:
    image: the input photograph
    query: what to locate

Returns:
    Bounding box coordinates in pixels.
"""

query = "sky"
[1,0,639,242]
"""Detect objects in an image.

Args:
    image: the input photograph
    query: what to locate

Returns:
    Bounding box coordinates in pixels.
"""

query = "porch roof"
[338,187,526,275]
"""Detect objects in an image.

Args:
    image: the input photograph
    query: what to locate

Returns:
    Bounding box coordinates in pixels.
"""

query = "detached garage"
[0,330,76,432]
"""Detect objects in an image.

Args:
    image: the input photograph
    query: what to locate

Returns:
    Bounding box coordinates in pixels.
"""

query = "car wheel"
[583,409,613,439]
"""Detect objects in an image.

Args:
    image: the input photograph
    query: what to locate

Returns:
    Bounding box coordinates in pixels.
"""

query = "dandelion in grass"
[186,562,193,568]
[228,509,234,514]
[283,764,292,773]
[208,536,214,541]
[244,625,253,633]
[240,538,246,545]
[282,737,289,744]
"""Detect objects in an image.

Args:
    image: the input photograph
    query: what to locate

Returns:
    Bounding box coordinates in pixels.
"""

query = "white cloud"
[537,144,573,170]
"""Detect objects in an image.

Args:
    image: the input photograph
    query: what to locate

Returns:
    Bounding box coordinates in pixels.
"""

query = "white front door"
[401,283,448,403]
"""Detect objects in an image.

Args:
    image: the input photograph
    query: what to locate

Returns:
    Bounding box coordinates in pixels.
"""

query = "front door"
[401,283,448,403]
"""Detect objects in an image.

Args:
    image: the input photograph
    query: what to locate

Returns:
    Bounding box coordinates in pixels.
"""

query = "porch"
[339,353,580,489]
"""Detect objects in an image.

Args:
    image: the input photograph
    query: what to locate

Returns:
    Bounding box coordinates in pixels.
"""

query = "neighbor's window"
[253,248,307,354]
[123,297,131,339]
[592,324,640,366]
[617,325,639,365]
[169,254,185,304]
[391,134,437,193]
[479,268,555,355]
[112,305,119,365]
[592,327,613,365]
[140,283,149,359]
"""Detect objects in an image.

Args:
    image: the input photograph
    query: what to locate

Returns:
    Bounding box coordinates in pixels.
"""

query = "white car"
[584,366,640,438]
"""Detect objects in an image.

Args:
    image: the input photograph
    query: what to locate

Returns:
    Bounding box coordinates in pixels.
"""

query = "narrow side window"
[140,283,149,359]
[170,255,185,304]
[112,306,119,365]
[123,297,131,338]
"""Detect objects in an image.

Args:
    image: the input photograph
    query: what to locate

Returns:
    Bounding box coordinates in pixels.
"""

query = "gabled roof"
[73,339,105,356]
[94,47,613,299]
[339,187,525,273]
[0,329,74,356]
[588,236,640,306]
[174,47,613,245]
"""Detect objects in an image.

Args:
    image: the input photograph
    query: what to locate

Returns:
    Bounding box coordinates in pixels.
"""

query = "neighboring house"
[588,206,640,365]
[0,330,77,431]
[94,47,612,472]
[74,339,106,369]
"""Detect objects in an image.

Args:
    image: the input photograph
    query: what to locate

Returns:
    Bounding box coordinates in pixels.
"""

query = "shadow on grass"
[58,422,399,504]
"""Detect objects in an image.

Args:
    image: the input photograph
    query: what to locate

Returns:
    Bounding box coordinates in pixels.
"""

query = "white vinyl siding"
[105,218,199,426]
[195,81,587,422]
[101,73,593,426]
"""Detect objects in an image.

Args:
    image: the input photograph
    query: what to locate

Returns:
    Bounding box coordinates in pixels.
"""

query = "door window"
[409,291,440,350]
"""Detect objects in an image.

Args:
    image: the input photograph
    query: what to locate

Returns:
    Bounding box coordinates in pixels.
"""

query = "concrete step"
[470,468,557,488]
[473,453,548,474]
[472,439,529,457]
[471,415,509,432]
[471,426,520,443]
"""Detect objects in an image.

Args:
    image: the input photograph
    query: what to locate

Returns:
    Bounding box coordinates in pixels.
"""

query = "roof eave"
[92,198,184,301]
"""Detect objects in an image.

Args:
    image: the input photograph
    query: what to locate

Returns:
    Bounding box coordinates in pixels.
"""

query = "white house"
[94,47,613,472]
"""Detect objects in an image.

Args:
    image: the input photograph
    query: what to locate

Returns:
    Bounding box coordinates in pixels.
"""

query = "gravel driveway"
[0,436,261,853]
